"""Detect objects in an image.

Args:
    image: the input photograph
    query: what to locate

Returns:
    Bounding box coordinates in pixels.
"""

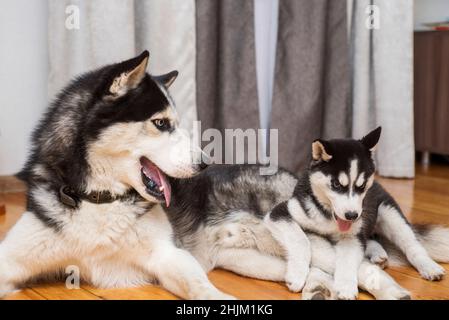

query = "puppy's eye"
[152,119,170,131]
[356,182,367,192]
[331,180,342,190]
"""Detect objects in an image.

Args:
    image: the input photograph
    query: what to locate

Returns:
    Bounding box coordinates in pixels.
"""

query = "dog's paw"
[285,278,305,293]
[196,289,236,300]
[335,282,358,300]
[285,268,308,293]
[378,285,411,300]
[369,253,388,269]
[216,224,254,249]
[366,240,389,269]
[302,285,332,300]
[215,292,237,300]
[0,283,16,299]
[417,260,445,281]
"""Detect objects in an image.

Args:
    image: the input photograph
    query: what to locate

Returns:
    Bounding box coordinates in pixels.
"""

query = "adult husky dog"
[0,51,233,299]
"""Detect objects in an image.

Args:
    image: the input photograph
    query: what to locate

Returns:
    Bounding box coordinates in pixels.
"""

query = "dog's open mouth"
[140,156,171,207]
[334,213,352,232]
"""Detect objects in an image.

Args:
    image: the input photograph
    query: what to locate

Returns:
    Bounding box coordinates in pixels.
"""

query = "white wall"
[414,0,449,30]
[0,0,49,175]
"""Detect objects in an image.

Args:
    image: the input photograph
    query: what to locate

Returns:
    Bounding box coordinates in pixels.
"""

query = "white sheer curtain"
[48,0,197,132]
[349,0,415,177]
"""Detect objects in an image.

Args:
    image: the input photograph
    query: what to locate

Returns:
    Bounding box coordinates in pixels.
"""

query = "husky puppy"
[269,127,447,299]
[163,166,407,300]
[0,51,233,299]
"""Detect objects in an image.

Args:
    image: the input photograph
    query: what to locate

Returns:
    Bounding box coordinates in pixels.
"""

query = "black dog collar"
[59,185,142,208]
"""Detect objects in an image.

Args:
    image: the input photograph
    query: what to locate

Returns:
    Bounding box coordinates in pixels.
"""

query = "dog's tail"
[380,224,449,267]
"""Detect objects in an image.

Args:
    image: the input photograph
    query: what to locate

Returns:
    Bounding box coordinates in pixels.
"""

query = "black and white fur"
[2,51,446,300]
[0,51,233,299]
[162,164,409,300]
[271,127,448,299]
[162,129,449,300]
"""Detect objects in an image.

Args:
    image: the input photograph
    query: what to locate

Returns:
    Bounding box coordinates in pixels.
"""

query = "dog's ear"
[108,50,149,97]
[153,71,178,88]
[360,126,382,152]
[312,140,333,162]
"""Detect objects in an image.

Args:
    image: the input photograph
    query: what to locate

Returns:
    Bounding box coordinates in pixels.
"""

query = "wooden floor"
[1,164,449,300]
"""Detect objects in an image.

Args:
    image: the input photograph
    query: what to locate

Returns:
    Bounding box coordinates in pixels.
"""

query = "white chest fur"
[287,197,362,238]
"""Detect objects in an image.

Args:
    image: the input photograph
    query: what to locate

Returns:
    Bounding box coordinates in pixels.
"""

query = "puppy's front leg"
[334,237,364,300]
[148,246,234,300]
[358,260,411,300]
[264,204,311,293]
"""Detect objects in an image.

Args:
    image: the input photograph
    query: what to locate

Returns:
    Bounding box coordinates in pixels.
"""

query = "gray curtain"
[271,0,350,173]
[195,0,260,132]
[196,0,349,171]
[349,0,414,178]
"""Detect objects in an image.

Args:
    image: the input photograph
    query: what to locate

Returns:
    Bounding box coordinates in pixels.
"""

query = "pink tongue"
[336,217,352,232]
[140,157,171,207]
[156,168,171,207]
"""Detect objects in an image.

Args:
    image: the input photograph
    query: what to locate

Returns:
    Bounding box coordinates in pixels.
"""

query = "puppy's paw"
[215,292,237,300]
[365,240,389,269]
[196,289,236,300]
[335,282,358,300]
[285,278,305,293]
[302,285,332,300]
[370,253,388,269]
[417,260,445,281]
[216,224,254,249]
[285,268,308,293]
[378,285,411,300]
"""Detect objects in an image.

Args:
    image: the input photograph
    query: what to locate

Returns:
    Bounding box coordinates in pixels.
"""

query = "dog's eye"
[331,179,342,190]
[152,119,170,131]
[355,182,367,192]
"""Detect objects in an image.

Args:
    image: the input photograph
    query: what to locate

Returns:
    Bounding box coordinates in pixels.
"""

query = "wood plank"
[30,283,102,300]
[387,269,449,300]
[209,269,301,300]
[84,284,178,300]
[4,288,46,300]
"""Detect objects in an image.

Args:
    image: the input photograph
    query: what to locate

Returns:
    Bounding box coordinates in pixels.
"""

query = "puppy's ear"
[108,50,149,97]
[312,140,333,162]
[153,71,178,88]
[360,126,382,152]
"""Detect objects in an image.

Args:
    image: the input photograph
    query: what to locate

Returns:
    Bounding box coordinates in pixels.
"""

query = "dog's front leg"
[0,212,67,298]
[334,237,364,300]
[357,260,411,300]
[264,206,311,292]
[148,246,235,300]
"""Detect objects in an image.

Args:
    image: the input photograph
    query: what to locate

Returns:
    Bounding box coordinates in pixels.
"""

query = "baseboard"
[0,175,27,193]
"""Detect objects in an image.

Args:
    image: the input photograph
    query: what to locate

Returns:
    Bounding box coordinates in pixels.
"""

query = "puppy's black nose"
[345,211,359,221]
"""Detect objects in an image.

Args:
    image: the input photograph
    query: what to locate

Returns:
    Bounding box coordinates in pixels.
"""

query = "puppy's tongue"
[140,157,171,207]
[336,216,352,232]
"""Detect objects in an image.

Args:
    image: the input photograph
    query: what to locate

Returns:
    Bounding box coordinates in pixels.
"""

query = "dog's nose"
[345,211,359,221]
[198,160,208,170]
